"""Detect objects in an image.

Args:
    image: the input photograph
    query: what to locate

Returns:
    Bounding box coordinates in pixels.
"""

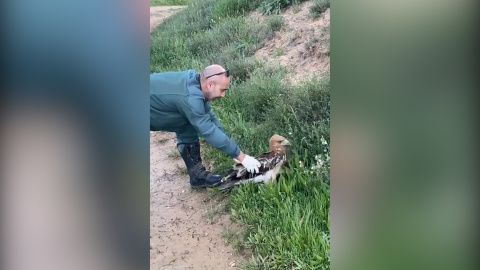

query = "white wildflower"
[321,136,328,145]
[318,159,324,166]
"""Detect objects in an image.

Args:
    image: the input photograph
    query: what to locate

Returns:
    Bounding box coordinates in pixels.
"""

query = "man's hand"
[240,155,261,174]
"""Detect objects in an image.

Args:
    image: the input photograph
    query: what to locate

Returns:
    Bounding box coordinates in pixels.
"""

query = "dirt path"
[150,6,186,32]
[150,132,240,269]
[150,7,242,269]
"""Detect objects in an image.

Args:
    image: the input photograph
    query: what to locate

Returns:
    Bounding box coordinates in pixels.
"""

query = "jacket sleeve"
[176,96,240,158]
[208,107,225,133]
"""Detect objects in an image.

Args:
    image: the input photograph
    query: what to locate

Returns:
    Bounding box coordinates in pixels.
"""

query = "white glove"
[241,155,261,174]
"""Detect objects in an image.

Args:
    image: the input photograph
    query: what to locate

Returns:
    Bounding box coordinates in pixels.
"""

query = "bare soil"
[150,6,243,269]
[254,1,330,84]
[150,6,186,32]
[150,132,242,269]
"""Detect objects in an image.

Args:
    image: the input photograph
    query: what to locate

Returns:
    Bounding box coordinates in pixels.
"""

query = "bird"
[219,134,291,190]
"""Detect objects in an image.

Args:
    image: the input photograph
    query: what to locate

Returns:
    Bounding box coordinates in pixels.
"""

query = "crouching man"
[150,64,261,188]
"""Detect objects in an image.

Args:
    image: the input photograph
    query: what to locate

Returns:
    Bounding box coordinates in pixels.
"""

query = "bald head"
[199,64,230,101]
[202,64,226,77]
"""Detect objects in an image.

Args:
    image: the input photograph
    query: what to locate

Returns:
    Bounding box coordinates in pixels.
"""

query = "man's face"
[206,75,229,101]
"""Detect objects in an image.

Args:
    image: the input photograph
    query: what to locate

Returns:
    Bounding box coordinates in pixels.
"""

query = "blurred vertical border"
[331,0,479,270]
[1,1,151,270]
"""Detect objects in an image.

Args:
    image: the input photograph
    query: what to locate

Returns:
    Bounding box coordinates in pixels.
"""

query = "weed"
[203,198,227,224]
[266,15,285,32]
[310,0,330,19]
[212,0,262,19]
[167,149,181,159]
[305,36,319,48]
[273,47,284,57]
[204,206,216,223]
[257,0,309,15]
[221,228,237,244]
[292,2,301,13]
[222,228,247,252]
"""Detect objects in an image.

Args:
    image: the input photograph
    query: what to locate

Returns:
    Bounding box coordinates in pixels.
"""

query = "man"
[150,65,261,188]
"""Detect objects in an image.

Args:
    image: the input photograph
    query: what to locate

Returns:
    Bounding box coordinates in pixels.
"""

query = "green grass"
[208,70,330,173]
[228,162,330,269]
[257,0,310,15]
[310,0,330,18]
[150,0,330,268]
[150,0,189,6]
[266,15,285,32]
[150,1,278,73]
[273,47,284,57]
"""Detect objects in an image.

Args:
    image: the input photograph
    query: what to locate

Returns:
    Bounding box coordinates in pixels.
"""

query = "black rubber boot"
[177,141,222,188]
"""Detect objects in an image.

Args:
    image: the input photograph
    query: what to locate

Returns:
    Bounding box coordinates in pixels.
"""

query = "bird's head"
[269,134,291,151]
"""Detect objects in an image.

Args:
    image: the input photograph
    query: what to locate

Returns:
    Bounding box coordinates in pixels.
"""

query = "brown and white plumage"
[219,134,290,190]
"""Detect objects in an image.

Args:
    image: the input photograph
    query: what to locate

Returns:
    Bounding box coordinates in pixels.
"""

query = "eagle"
[219,134,291,190]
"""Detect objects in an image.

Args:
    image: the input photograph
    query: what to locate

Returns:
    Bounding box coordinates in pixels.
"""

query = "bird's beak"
[281,139,291,146]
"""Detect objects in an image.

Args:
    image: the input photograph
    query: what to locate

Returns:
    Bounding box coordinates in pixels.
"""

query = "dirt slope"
[254,1,330,84]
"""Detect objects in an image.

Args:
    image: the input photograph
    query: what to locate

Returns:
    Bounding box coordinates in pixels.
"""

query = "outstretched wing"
[220,151,286,190]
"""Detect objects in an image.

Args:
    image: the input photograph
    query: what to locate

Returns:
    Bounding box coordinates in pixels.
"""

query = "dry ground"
[150,132,243,269]
[254,1,330,84]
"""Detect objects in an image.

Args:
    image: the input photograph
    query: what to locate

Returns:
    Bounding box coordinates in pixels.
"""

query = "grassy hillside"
[150,0,189,6]
[150,0,330,268]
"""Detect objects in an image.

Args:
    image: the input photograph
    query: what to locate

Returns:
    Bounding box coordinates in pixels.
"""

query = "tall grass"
[150,0,278,73]
[228,160,330,269]
[150,0,330,268]
[310,0,330,18]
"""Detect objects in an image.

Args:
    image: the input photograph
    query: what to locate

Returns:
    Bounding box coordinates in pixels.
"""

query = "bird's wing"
[220,151,286,190]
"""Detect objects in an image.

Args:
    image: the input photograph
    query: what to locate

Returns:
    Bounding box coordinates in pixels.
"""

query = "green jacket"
[150,70,240,158]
